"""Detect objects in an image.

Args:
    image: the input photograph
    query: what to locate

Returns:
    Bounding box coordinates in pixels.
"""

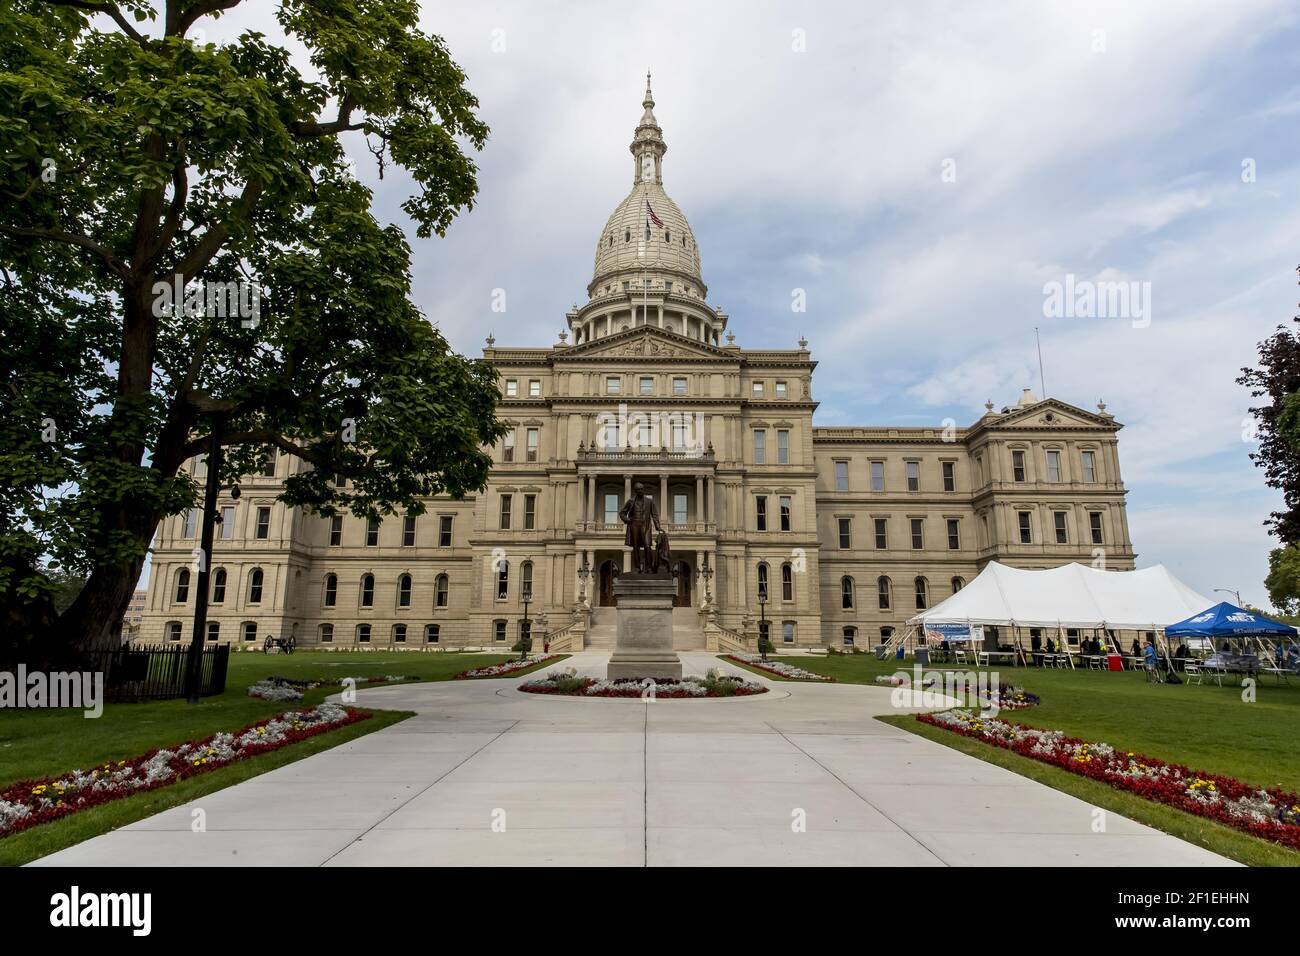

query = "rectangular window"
[755,495,767,532]
[947,519,960,550]
[837,517,851,550]
[494,620,507,642]
[942,461,956,492]
[402,515,416,546]
[1018,511,1033,544]
[505,379,518,397]
[528,379,541,397]
[1090,512,1104,545]
[524,494,536,530]
[1012,450,1026,482]
[673,493,688,526]
[602,421,620,451]
[752,381,764,398]
[425,624,440,644]
[604,493,619,525]
[906,460,920,492]
[835,460,849,492]
[782,565,793,602]
[1046,450,1061,482]
[499,495,512,530]
[255,507,271,540]
[219,505,235,540]
[1082,450,1097,482]
[366,516,379,546]
[329,514,343,546]
[779,496,792,532]
[775,381,788,399]
[438,515,453,547]
[673,376,687,395]
[874,518,887,550]
[502,432,515,462]
[526,427,539,462]
[639,376,654,395]
[671,422,687,449]
[242,622,257,643]
[206,622,220,642]
[870,461,884,492]
[357,624,371,644]
[753,430,765,464]
[262,451,277,478]
[777,430,790,464]
[1054,511,1068,544]
[782,621,795,644]
[910,518,923,550]
[606,376,621,395]
[182,508,197,538]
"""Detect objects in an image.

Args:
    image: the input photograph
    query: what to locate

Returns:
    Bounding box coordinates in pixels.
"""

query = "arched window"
[356,623,371,643]
[877,576,891,610]
[393,623,407,643]
[360,574,375,607]
[397,573,412,608]
[425,624,440,644]
[496,560,509,600]
[435,573,449,608]
[756,563,769,601]
[951,576,965,593]
[665,229,671,243]
[624,229,630,242]
[843,626,856,647]
[324,573,337,607]
[781,563,794,601]
[241,621,257,642]
[211,568,226,604]
[841,575,855,610]
[319,623,333,644]
[521,561,534,601]
[248,568,263,604]
[166,621,182,641]
[174,568,190,603]
[914,576,929,610]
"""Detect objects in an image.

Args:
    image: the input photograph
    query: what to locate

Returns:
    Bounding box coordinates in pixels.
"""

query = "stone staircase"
[582,606,707,650]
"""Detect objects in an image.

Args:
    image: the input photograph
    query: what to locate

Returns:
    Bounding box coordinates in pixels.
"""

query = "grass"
[0,649,558,866]
[749,650,1300,865]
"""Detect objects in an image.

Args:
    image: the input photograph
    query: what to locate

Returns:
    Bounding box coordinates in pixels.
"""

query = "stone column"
[585,475,595,525]
[706,476,714,526]
[695,549,705,607]
[660,474,669,524]
[695,475,704,527]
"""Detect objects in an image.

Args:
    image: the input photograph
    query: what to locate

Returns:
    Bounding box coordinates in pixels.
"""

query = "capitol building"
[137,80,1136,652]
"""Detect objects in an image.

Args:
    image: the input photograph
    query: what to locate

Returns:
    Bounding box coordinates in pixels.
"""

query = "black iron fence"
[81,643,231,702]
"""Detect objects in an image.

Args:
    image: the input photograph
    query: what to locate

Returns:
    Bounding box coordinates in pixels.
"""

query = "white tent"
[908,562,1214,631]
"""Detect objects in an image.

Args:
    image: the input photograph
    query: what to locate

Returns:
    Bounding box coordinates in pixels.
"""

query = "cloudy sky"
[204,0,1299,607]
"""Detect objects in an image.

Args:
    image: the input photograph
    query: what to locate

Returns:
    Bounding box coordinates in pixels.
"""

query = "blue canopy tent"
[1165,602,1298,681]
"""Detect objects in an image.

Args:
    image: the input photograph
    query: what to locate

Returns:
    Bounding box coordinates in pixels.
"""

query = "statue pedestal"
[607,573,682,681]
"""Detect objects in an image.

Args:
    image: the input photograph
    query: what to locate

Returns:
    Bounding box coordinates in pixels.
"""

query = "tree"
[1264,546,1300,618]
[0,1,505,665]
[1239,265,1300,544]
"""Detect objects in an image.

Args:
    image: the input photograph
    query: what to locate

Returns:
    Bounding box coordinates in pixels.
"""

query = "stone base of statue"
[607,573,682,681]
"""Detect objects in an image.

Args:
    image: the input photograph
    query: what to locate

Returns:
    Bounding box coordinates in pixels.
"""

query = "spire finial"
[643,70,654,108]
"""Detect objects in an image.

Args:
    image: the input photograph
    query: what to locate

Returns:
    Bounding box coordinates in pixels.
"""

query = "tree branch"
[168,0,242,39]
[0,223,128,277]
[173,177,264,283]
[42,0,148,46]
[292,92,363,139]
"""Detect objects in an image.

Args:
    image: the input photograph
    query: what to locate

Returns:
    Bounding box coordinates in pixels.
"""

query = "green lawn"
[0,649,560,865]
[748,651,1300,866]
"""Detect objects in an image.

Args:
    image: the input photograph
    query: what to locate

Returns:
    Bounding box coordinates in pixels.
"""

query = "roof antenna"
[1035,326,1046,398]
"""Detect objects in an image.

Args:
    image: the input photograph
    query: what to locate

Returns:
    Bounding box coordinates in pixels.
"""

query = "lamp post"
[700,562,714,608]
[537,612,549,654]
[758,591,769,662]
[577,556,591,606]
[184,393,235,705]
[1213,587,1243,607]
[520,587,533,661]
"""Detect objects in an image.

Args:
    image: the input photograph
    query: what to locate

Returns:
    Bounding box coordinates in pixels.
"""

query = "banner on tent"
[924,622,984,644]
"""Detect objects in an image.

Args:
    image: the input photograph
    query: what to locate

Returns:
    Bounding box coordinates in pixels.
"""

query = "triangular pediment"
[990,398,1120,430]
[560,325,732,361]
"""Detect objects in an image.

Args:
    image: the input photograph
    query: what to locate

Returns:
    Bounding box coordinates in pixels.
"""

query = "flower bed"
[0,703,368,840]
[453,655,559,680]
[724,655,834,682]
[521,667,766,698]
[919,709,1300,850]
[247,674,414,700]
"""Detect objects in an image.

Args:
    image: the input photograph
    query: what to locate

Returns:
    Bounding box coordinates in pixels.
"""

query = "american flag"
[646,200,664,229]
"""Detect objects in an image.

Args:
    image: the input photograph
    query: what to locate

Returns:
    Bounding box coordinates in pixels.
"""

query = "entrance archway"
[599,560,620,607]
[672,560,692,607]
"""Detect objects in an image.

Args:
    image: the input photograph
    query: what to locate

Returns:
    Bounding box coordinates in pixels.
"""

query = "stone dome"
[586,76,706,299]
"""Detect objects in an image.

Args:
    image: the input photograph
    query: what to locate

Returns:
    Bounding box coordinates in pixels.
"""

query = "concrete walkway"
[32,652,1235,866]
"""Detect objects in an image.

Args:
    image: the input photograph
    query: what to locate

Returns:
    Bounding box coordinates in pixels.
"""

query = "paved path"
[32,652,1234,866]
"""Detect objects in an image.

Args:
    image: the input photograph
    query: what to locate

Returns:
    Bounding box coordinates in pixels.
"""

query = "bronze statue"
[619,481,662,573]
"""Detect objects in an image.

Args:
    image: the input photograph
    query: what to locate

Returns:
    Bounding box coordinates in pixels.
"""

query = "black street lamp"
[520,587,533,661]
[577,556,591,606]
[185,395,235,704]
[758,591,769,662]
[700,558,713,607]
